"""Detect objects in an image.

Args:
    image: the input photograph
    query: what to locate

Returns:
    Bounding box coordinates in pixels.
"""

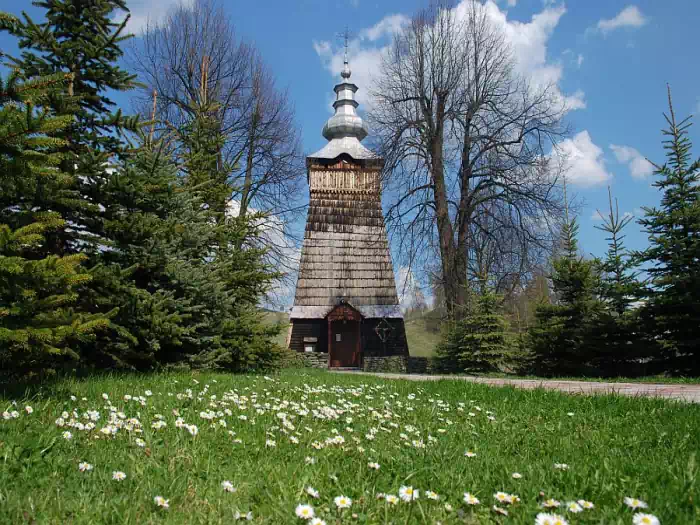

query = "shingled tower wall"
[288,47,408,366]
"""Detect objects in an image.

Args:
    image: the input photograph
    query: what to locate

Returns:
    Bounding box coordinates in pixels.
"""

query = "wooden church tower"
[288,47,408,368]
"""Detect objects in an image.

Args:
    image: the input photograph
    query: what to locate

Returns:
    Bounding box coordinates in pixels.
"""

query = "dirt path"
[333,371,700,403]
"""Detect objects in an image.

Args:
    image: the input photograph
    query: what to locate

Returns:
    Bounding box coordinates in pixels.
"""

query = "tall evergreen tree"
[595,187,642,317]
[436,290,513,373]
[82,132,186,369]
[170,88,282,371]
[590,187,648,374]
[637,88,700,373]
[0,68,106,377]
[590,187,646,375]
[3,0,139,255]
[2,1,146,366]
[528,195,604,376]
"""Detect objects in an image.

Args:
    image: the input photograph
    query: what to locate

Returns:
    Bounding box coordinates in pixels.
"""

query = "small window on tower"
[336,333,342,342]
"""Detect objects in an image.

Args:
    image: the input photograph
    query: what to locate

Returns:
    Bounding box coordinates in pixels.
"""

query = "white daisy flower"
[334,495,352,509]
[425,491,439,500]
[492,505,508,516]
[78,462,93,472]
[112,471,126,481]
[305,486,319,498]
[310,518,326,525]
[633,513,660,525]
[512,472,522,479]
[542,499,561,508]
[565,501,582,513]
[153,496,169,509]
[399,486,419,502]
[535,513,568,525]
[444,503,453,512]
[494,492,518,505]
[576,499,595,510]
[385,495,399,505]
[295,504,315,520]
[624,497,648,509]
[25,406,33,414]
[463,493,480,505]
[265,439,276,448]
[221,480,237,493]
[553,463,569,470]
[367,462,380,470]
[62,431,72,440]
[464,450,477,458]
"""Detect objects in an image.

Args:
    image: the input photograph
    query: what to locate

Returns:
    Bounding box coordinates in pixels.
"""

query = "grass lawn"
[3,370,697,524]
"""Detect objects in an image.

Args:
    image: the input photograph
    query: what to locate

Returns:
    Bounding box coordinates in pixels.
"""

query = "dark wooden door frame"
[326,303,363,368]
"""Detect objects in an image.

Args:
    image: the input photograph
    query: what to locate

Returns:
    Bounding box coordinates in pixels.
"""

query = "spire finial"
[339,27,352,79]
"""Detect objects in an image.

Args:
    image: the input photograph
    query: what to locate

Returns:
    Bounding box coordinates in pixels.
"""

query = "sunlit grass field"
[1,369,698,524]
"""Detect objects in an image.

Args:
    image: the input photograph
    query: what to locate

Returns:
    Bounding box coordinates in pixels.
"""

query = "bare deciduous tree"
[369,1,568,317]
[127,0,305,303]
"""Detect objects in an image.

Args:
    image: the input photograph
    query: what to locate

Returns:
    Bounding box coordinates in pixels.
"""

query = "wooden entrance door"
[329,320,360,368]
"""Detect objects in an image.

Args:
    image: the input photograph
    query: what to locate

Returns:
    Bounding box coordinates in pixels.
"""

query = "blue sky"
[2,0,699,303]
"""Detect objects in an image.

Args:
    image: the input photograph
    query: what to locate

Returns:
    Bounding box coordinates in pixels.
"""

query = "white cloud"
[596,5,648,34]
[552,131,612,187]
[577,54,584,68]
[120,0,194,35]
[360,14,410,41]
[610,144,654,179]
[313,1,585,113]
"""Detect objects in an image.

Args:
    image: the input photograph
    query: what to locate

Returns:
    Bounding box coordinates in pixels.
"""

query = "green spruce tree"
[3,0,139,254]
[0,68,107,377]
[591,187,646,375]
[437,290,513,373]
[84,132,188,369]
[3,1,145,367]
[171,89,281,371]
[637,88,700,374]
[528,193,604,376]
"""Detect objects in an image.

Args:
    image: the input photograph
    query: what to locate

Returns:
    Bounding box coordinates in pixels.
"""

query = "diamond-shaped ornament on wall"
[374,318,394,342]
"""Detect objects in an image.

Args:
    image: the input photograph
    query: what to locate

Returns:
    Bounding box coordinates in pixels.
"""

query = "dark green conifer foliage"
[0,70,107,377]
[637,88,700,373]
[589,187,647,375]
[3,0,139,254]
[528,197,604,376]
[82,133,184,369]
[171,88,281,370]
[437,291,513,373]
[2,1,149,367]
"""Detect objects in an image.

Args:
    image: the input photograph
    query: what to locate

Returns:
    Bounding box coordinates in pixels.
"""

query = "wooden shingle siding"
[293,161,400,308]
[290,156,408,359]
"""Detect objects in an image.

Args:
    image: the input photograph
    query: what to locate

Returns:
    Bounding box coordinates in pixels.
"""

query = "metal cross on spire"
[337,27,353,79]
